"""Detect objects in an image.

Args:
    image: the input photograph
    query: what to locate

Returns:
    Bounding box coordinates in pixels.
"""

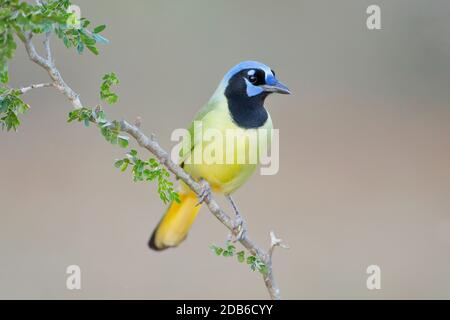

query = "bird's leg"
[195,179,212,206]
[226,194,246,242]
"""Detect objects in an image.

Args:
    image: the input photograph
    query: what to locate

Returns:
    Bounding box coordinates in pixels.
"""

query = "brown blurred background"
[1,0,450,299]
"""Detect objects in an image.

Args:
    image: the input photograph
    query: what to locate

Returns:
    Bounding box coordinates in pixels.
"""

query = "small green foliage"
[67,107,93,126]
[100,72,119,104]
[246,255,267,273]
[222,243,235,257]
[65,72,178,205]
[1,1,109,124]
[67,107,179,205]
[0,87,29,131]
[66,106,127,148]
[53,1,109,55]
[210,245,224,256]
[99,119,121,145]
[0,29,16,84]
[210,242,268,275]
[93,24,105,34]
[114,158,129,172]
[55,16,109,56]
[2,3,179,212]
[237,250,245,263]
[115,149,180,204]
[0,1,108,85]
[117,135,129,148]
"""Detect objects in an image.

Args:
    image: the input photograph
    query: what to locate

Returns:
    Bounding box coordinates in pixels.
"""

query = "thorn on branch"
[268,230,289,259]
[135,116,142,128]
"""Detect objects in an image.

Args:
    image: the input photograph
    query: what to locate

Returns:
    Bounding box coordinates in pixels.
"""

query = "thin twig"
[19,83,54,94]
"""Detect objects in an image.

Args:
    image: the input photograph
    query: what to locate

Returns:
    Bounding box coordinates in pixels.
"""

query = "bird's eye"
[248,75,258,84]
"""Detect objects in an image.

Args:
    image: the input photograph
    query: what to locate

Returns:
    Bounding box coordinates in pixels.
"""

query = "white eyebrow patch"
[247,69,255,76]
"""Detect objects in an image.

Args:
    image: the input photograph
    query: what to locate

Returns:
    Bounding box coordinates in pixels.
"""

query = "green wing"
[179,99,220,166]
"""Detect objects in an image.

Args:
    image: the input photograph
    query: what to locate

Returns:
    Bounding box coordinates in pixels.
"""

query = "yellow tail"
[149,191,201,251]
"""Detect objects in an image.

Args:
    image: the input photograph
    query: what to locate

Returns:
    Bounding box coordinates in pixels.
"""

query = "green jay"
[149,61,290,250]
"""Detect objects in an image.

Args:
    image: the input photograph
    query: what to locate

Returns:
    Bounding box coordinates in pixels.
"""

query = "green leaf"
[120,160,129,172]
[80,33,96,46]
[113,149,179,204]
[246,256,256,265]
[100,73,119,104]
[118,135,129,148]
[0,87,30,131]
[114,159,129,172]
[67,107,93,124]
[103,93,118,104]
[237,251,245,263]
[227,244,236,253]
[63,36,71,48]
[87,45,99,55]
[93,25,106,33]
[114,159,124,168]
[259,264,269,275]
[172,192,181,203]
[66,106,179,205]
[66,13,79,28]
[209,244,268,275]
[210,245,223,256]
[129,149,138,157]
[0,69,9,84]
[0,30,16,84]
[76,41,84,54]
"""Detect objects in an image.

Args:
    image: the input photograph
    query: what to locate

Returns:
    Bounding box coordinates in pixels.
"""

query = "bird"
[149,61,290,251]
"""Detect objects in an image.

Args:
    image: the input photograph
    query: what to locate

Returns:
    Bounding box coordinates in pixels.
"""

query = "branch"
[120,121,282,299]
[19,82,54,94]
[19,31,285,300]
[22,33,82,109]
[43,32,52,64]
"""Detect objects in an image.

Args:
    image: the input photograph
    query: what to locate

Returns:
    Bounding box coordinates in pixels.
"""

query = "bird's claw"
[195,180,211,206]
[230,216,245,242]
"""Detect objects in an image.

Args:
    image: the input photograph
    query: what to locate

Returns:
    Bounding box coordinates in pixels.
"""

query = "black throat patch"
[224,69,269,129]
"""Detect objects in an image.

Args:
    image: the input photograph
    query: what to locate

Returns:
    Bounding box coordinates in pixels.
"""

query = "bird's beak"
[261,81,291,95]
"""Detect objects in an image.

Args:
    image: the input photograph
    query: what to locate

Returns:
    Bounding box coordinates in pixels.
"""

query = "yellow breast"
[183,100,273,194]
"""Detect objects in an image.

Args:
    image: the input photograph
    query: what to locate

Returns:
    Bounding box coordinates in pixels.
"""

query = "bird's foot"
[225,194,247,242]
[195,179,211,206]
[231,215,246,242]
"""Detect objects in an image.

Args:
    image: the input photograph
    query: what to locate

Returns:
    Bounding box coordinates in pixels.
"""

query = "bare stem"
[43,31,52,64]
[19,83,54,94]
